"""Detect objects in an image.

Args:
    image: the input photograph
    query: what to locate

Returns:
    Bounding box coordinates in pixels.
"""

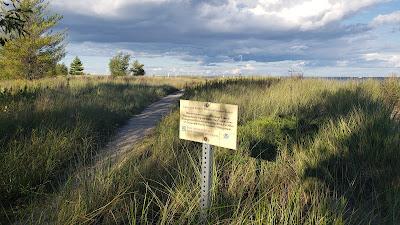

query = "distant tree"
[69,56,84,75]
[0,0,31,46]
[109,52,130,76]
[130,60,145,76]
[55,63,68,76]
[0,0,65,79]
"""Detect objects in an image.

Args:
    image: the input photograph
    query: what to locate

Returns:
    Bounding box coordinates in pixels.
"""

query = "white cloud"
[197,0,384,32]
[52,0,168,17]
[53,0,383,32]
[290,45,309,52]
[53,0,400,76]
[370,11,400,27]
[243,63,256,71]
[336,60,349,67]
[363,53,400,67]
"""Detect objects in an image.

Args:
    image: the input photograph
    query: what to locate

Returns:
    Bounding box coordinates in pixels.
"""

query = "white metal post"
[200,143,213,220]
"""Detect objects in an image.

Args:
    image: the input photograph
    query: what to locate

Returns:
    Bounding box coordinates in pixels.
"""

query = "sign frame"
[179,100,238,150]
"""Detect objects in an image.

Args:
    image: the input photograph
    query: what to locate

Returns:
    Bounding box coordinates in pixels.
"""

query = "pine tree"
[0,0,31,45]
[69,56,84,75]
[130,60,145,76]
[0,0,65,79]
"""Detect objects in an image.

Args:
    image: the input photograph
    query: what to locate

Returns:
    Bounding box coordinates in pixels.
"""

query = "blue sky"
[52,0,400,76]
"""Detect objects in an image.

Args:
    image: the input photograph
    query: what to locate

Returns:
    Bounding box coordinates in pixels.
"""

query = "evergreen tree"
[109,52,130,76]
[130,60,145,76]
[55,63,68,75]
[69,56,84,75]
[0,0,31,45]
[0,0,65,79]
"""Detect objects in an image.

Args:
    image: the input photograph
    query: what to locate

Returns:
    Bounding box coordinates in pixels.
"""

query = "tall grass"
[0,77,189,222]
[20,78,400,224]
[0,75,205,91]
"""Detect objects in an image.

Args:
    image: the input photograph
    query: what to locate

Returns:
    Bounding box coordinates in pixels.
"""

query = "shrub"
[130,60,145,76]
[109,52,131,77]
[55,63,68,76]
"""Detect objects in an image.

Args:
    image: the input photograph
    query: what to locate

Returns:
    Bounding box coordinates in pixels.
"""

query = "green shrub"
[55,63,68,76]
[109,52,131,77]
[239,116,298,160]
[130,60,145,76]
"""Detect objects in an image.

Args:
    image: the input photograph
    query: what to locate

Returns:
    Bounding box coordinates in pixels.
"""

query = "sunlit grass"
[0,76,207,222]
[10,77,400,224]
[0,75,206,91]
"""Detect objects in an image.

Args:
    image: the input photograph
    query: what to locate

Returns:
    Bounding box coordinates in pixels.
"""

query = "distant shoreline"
[303,76,399,81]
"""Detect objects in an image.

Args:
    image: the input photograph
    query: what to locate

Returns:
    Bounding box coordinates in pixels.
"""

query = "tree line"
[58,54,145,76]
[0,0,145,79]
[109,52,145,76]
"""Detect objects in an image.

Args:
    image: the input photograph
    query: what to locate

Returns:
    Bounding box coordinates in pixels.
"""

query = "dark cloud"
[51,0,400,74]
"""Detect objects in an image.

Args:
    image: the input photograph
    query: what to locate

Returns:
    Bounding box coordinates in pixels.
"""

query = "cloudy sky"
[52,0,400,76]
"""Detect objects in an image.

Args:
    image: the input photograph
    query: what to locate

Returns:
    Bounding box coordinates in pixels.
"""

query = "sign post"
[179,100,238,221]
[200,143,213,219]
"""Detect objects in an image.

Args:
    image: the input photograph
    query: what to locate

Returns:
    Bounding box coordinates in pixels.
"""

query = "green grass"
[7,77,400,224]
[0,76,187,222]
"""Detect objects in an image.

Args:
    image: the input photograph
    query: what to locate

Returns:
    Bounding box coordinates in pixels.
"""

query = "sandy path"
[96,91,183,165]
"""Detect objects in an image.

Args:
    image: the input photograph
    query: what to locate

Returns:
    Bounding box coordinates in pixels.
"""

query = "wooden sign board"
[179,100,238,149]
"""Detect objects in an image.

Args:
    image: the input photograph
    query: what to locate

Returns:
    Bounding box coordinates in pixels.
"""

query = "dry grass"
[0,75,205,91]
[0,76,207,223]
[4,77,400,224]
[18,79,400,224]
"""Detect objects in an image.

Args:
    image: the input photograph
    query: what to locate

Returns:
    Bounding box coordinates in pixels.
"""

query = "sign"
[179,100,238,149]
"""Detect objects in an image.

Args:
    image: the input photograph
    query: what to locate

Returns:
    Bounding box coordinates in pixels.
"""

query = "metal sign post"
[200,143,213,221]
[179,100,238,222]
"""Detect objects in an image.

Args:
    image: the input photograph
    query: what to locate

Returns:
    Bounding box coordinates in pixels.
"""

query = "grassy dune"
[0,75,205,90]
[0,76,207,222]
[10,78,400,224]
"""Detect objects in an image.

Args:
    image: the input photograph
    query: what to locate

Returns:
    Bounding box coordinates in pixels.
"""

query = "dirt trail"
[96,91,183,165]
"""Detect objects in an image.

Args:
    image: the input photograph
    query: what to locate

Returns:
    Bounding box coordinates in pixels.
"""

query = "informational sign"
[179,100,238,149]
